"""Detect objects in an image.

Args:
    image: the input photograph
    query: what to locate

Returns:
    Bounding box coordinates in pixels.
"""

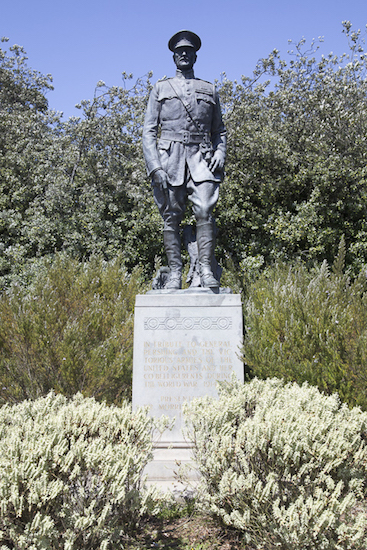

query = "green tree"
[0,40,163,288]
[217,22,367,273]
[57,75,163,270]
[0,38,63,282]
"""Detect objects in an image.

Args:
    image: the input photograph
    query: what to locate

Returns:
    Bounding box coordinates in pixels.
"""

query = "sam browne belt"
[160,130,210,144]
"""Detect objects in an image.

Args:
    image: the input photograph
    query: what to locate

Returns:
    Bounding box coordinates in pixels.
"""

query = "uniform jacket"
[142,69,227,187]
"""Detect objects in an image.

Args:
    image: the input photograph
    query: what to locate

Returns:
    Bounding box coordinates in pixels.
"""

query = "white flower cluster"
[0,392,164,549]
[183,377,367,549]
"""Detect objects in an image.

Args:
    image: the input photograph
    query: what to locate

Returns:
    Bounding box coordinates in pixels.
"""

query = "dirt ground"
[123,514,251,550]
[122,504,367,550]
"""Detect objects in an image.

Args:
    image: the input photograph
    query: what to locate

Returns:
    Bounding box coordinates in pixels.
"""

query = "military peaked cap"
[168,30,201,52]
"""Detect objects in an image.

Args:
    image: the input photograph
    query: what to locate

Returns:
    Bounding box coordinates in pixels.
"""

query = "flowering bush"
[184,377,367,549]
[0,392,164,550]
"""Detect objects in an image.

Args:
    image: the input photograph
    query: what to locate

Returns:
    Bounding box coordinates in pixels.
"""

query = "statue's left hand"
[209,150,225,174]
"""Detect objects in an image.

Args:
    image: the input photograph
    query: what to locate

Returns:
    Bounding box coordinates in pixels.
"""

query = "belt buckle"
[182,131,190,144]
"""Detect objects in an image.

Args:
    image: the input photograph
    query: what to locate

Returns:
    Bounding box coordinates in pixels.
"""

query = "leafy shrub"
[0,392,166,550]
[243,239,367,410]
[184,377,367,550]
[0,254,146,405]
[217,22,367,272]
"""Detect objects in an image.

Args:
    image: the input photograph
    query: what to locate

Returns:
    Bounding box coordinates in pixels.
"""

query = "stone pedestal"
[132,289,243,490]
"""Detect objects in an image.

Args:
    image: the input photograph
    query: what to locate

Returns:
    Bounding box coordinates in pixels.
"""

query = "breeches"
[153,175,219,231]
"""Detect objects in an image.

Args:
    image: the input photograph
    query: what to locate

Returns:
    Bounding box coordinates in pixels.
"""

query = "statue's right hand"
[152,169,169,199]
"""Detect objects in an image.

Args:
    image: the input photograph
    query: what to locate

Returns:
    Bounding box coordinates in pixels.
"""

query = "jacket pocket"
[158,139,171,151]
[195,92,215,105]
[196,92,215,122]
[157,139,171,171]
[158,92,182,121]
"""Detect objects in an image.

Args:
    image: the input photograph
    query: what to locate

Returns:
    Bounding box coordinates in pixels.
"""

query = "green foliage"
[244,239,367,409]
[0,254,146,404]
[184,377,367,550]
[216,22,367,272]
[154,492,197,521]
[0,391,166,550]
[0,38,63,283]
[57,74,163,273]
[0,39,163,286]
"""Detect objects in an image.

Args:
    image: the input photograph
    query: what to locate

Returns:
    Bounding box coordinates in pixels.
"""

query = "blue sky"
[2,0,367,119]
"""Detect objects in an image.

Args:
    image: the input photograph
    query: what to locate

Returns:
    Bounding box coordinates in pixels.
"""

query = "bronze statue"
[143,30,226,289]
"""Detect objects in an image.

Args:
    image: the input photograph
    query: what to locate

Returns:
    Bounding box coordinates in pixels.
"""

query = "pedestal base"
[144,442,200,494]
[133,289,243,490]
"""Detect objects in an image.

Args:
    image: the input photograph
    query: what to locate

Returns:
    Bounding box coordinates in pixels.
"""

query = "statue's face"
[173,46,197,71]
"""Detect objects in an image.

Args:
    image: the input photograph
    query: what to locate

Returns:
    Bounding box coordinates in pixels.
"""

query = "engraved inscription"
[143,339,234,394]
[142,338,236,432]
[144,316,232,330]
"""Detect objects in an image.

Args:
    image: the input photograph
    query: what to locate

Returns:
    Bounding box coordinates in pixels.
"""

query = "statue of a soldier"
[143,30,226,290]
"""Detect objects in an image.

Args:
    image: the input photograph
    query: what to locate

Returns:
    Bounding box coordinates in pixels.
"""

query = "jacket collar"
[175,68,195,79]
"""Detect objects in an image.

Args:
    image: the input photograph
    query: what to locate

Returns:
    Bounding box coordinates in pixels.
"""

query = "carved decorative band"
[144,317,232,330]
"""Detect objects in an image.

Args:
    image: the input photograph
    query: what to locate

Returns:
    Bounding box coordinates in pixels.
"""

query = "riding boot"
[196,221,219,288]
[163,229,182,289]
